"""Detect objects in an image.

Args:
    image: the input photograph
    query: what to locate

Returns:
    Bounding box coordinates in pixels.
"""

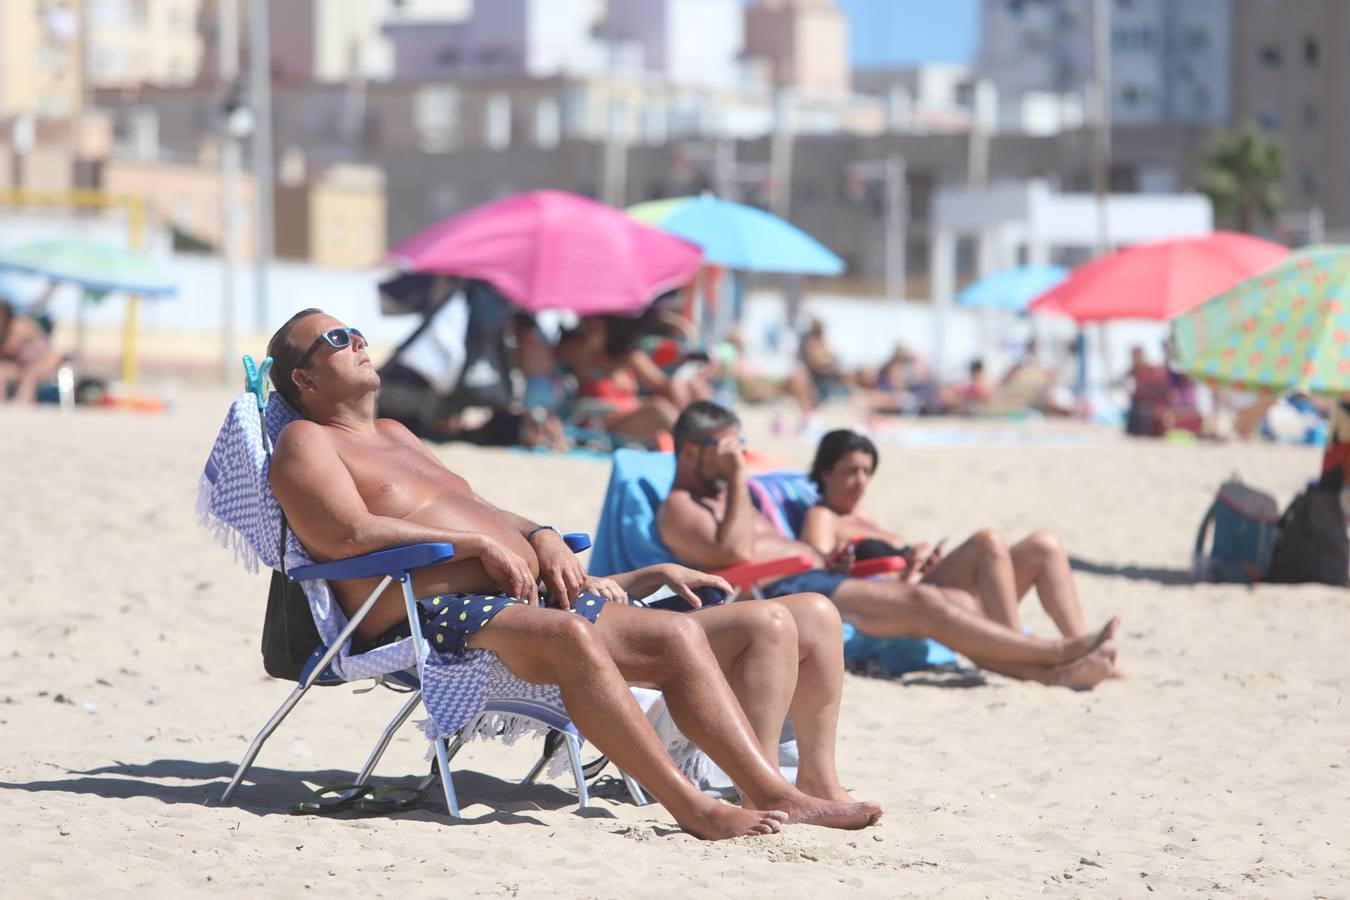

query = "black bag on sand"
[1266,467,1350,587]
[260,520,323,681]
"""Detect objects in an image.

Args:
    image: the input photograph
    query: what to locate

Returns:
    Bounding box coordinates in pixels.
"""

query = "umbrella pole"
[121,294,140,389]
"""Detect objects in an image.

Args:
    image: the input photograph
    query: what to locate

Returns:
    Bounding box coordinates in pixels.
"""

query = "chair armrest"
[851,556,908,579]
[563,532,591,553]
[713,554,816,590]
[290,543,456,582]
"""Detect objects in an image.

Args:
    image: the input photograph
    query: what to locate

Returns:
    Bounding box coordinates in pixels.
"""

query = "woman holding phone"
[801,429,1097,648]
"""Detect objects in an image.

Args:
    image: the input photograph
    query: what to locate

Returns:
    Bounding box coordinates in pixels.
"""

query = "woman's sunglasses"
[296,327,365,369]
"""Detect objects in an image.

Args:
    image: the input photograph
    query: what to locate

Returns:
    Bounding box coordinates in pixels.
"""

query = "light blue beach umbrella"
[957,265,1069,311]
[628,195,845,276]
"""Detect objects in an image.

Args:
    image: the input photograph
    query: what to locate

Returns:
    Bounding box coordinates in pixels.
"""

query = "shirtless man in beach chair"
[264,309,881,840]
[657,402,1120,690]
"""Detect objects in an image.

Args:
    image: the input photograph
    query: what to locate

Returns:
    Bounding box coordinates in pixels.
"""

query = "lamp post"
[218,0,253,380]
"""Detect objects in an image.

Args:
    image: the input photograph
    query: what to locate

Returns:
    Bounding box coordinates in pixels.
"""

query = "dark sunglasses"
[296,327,365,369]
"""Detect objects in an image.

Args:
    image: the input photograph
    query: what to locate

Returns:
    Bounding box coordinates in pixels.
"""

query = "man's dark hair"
[672,400,741,455]
[267,307,324,414]
[809,429,878,489]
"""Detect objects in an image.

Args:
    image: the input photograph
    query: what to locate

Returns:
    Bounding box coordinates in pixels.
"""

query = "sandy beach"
[2,388,1347,898]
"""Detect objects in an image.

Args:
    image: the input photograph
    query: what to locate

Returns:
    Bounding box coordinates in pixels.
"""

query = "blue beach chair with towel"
[590,449,956,675]
[199,357,643,816]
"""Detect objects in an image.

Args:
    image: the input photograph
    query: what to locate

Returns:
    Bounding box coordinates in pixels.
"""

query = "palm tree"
[1196,123,1285,234]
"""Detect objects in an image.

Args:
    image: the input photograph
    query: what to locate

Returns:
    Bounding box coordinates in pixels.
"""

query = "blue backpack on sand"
[1192,477,1280,584]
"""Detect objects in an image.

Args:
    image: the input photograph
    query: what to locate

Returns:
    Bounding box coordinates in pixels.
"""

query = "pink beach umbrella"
[387,190,705,315]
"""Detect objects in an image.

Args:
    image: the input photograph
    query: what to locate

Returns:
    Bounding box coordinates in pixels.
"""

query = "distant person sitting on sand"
[0,298,63,405]
[799,429,1117,676]
[264,309,881,839]
[556,317,709,447]
[998,338,1074,416]
[941,359,996,415]
[657,402,1120,690]
[786,318,852,421]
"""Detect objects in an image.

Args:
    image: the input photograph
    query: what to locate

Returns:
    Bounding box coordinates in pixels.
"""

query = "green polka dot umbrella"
[1169,245,1350,395]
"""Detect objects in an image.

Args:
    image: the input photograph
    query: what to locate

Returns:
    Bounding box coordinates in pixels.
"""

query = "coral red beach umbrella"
[1027,232,1289,322]
[387,190,705,315]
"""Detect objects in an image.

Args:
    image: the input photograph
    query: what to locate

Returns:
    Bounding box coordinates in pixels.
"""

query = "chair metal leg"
[622,773,649,806]
[220,683,310,804]
[431,736,460,818]
[354,689,422,786]
[563,733,590,809]
[521,729,564,786]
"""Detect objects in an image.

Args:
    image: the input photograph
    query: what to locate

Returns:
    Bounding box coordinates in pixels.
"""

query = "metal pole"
[885,153,906,300]
[768,90,794,218]
[1092,0,1112,256]
[220,0,240,380]
[248,0,274,330]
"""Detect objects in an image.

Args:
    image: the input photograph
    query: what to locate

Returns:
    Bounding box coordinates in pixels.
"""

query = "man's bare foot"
[794,776,858,805]
[1050,640,1116,691]
[1059,616,1121,663]
[678,801,788,841]
[749,791,883,830]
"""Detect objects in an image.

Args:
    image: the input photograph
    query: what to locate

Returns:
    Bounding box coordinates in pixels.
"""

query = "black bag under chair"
[1265,467,1350,586]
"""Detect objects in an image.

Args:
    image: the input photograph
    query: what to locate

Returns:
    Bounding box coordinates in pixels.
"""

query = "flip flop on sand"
[291,783,377,815]
[351,784,428,816]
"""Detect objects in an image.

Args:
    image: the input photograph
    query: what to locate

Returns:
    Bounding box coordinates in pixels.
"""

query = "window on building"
[1301,168,1318,198]
[1256,104,1279,132]
[484,94,512,150]
[1185,28,1209,52]
[1303,102,1319,130]
[535,98,560,149]
[1121,84,1141,107]
[1259,44,1282,67]
[1304,37,1319,67]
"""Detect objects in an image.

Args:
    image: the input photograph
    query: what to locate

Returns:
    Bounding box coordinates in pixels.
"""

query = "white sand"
[2,390,1347,897]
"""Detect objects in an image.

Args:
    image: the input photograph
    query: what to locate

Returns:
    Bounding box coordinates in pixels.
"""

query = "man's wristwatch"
[526,524,560,542]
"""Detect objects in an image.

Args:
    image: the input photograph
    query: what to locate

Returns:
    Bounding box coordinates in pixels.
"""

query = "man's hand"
[479,539,539,605]
[580,575,629,606]
[531,529,586,609]
[658,564,734,609]
[714,434,746,480]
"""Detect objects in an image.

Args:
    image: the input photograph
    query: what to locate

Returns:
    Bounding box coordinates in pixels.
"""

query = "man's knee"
[780,592,840,639]
[746,599,798,648]
[661,610,713,656]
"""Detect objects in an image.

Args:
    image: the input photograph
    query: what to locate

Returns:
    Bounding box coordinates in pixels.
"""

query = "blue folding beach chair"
[203,357,643,817]
[589,448,956,675]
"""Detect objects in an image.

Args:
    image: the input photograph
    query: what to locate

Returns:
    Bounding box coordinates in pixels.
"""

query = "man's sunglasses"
[695,435,747,448]
[296,327,365,369]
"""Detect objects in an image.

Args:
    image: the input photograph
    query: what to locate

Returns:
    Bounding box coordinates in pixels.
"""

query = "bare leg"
[1008,531,1088,638]
[830,579,1116,668]
[592,603,882,829]
[982,640,1117,690]
[771,593,853,803]
[690,599,799,760]
[469,605,785,840]
[692,594,854,803]
[924,529,1022,630]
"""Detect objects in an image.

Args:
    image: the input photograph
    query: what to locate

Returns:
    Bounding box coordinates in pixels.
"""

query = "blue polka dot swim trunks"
[370,590,609,657]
